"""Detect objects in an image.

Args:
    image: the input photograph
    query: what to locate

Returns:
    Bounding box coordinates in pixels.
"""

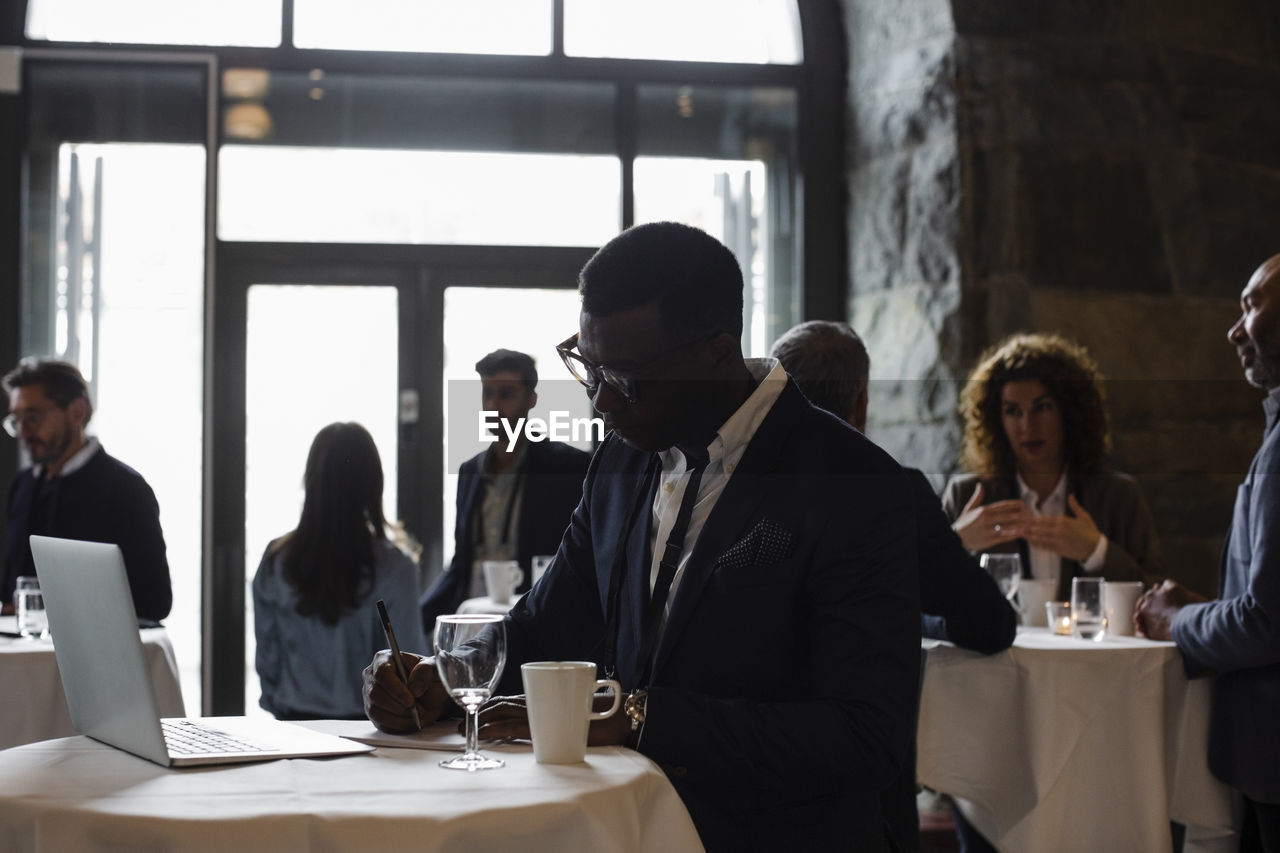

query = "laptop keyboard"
[162,719,278,756]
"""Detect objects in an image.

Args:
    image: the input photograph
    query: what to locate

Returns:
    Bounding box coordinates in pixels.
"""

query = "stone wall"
[842,0,1280,594]
[844,0,966,481]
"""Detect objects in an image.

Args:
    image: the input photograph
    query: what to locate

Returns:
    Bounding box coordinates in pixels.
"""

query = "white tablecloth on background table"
[0,725,704,853]
[457,596,516,615]
[918,627,1239,853]
[0,616,184,749]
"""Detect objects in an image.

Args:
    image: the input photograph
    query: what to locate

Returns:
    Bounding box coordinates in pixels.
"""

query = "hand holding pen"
[367,600,449,732]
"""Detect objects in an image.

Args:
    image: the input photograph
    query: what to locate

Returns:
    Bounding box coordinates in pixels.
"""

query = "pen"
[376,599,423,731]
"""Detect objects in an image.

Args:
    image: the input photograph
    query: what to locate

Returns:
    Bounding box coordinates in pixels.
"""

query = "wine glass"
[434,613,507,771]
[980,553,1023,612]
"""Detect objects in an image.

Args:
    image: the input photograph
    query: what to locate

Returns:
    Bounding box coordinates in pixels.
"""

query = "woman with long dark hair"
[252,422,423,719]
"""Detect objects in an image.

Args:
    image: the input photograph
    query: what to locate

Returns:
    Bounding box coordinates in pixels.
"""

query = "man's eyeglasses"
[556,332,714,405]
[3,407,58,438]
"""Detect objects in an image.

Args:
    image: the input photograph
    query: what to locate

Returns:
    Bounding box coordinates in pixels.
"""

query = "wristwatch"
[624,690,648,745]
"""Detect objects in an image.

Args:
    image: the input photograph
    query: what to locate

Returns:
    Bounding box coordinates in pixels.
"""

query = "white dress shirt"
[1016,470,1107,580]
[646,359,787,629]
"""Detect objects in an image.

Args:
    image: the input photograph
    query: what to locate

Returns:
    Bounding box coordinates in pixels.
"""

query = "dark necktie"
[635,454,707,686]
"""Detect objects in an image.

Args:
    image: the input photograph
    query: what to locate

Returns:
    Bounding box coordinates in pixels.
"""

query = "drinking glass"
[1071,577,1106,641]
[980,554,1022,610]
[1046,601,1074,635]
[433,613,507,771]
[531,555,555,586]
[13,576,47,640]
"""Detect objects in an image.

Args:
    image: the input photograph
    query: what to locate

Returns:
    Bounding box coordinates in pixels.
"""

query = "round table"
[0,617,183,749]
[918,627,1238,853]
[0,725,704,852]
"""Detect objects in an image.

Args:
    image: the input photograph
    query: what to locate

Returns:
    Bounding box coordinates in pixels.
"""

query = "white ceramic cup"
[482,560,524,605]
[1018,579,1057,627]
[1103,581,1145,637]
[521,661,622,764]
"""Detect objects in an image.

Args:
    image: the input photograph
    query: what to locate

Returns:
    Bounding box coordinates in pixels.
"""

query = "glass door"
[242,282,401,716]
[212,244,591,714]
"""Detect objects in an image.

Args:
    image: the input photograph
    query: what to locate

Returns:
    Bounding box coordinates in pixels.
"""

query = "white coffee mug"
[482,560,524,605]
[1017,579,1057,627]
[521,661,622,764]
[1103,581,1145,637]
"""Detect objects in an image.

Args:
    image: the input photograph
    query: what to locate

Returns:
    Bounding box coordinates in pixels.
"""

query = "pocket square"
[716,518,794,572]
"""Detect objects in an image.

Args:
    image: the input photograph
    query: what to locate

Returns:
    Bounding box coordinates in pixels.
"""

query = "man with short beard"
[3,358,171,622]
[418,348,590,633]
[1137,254,1280,852]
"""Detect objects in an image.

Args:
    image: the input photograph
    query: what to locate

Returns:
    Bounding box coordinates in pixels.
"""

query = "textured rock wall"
[844,0,966,481]
[842,0,1280,594]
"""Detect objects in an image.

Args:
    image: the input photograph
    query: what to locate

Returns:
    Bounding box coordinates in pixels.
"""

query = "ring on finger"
[994,523,1002,533]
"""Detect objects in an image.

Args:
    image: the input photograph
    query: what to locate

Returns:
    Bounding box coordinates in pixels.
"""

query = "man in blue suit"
[1138,254,1280,852]
[366,222,920,851]
[418,349,589,633]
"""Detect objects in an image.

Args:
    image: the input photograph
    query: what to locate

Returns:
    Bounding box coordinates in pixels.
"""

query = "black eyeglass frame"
[2,405,62,438]
[556,331,717,405]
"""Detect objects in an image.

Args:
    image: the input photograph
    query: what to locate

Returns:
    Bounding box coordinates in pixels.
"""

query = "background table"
[0,727,704,852]
[918,628,1239,853]
[0,616,184,749]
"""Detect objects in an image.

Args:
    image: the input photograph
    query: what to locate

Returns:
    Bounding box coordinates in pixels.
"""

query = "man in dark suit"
[3,357,171,622]
[1138,254,1280,852]
[771,319,1015,853]
[771,320,1016,653]
[419,349,589,633]
[366,222,920,851]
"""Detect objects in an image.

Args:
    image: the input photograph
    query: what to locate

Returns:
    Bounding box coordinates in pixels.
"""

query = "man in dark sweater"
[4,358,172,622]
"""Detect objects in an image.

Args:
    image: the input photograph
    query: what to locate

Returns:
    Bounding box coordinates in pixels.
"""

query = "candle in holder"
[1046,602,1073,635]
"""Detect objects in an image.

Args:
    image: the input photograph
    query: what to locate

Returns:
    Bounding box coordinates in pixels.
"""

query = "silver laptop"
[30,535,373,767]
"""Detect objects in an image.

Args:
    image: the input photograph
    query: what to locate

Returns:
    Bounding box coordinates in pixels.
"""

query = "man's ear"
[706,331,740,367]
[851,388,868,433]
[528,390,538,410]
[66,397,90,430]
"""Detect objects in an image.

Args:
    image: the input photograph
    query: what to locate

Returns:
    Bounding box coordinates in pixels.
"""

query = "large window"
[220,148,621,246]
[13,0,841,715]
[293,0,553,55]
[26,0,800,62]
[45,141,206,713]
[564,0,802,64]
[26,0,281,45]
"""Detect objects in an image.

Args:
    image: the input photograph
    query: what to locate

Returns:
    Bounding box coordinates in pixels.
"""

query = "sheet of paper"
[294,719,465,751]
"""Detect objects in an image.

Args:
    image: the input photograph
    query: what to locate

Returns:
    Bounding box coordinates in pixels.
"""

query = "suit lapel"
[459,464,485,542]
[620,460,660,687]
[649,383,802,678]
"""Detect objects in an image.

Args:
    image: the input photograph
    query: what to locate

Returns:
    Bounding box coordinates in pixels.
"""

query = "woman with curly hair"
[252,422,424,720]
[941,333,1162,604]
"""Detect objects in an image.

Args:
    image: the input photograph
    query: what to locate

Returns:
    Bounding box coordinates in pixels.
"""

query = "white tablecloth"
[0,727,704,853]
[918,627,1239,853]
[0,616,184,749]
